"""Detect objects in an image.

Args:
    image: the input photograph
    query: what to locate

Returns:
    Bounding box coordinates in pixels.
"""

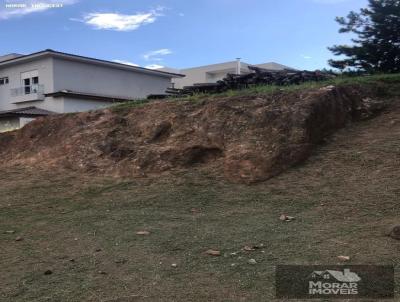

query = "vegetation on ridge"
[113,73,400,111]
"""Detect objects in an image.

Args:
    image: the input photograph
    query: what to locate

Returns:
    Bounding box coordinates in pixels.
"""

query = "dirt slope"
[0,84,390,183]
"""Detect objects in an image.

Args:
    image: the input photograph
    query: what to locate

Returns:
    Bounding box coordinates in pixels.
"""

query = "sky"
[0,0,368,70]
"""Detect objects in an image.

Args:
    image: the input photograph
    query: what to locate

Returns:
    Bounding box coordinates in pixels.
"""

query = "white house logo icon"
[308,269,361,295]
[311,269,361,282]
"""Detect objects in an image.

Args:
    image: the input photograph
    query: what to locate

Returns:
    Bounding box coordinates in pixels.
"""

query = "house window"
[31,77,39,93]
[21,70,39,95]
[24,78,31,94]
[0,77,9,85]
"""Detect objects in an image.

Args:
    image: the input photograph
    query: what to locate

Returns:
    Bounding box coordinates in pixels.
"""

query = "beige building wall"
[168,61,294,89]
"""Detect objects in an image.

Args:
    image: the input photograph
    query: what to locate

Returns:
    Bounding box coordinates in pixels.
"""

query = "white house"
[0,49,183,132]
[162,59,295,89]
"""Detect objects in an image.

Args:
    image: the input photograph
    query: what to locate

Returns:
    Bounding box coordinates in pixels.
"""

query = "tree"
[328,0,400,73]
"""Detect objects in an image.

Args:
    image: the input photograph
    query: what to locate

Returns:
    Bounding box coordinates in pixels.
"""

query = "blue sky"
[0,0,367,70]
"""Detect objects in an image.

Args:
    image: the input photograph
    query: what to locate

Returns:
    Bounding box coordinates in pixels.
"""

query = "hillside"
[0,75,399,184]
[0,75,399,301]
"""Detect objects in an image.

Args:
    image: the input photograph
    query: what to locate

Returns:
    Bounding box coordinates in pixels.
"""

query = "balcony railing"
[10,84,44,97]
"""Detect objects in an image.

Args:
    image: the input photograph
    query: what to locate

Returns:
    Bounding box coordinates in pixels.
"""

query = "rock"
[136,230,150,235]
[5,230,15,234]
[388,225,400,240]
[359,97,386,119]
[337,255,350,261]
[243,246,256,251]
[44,270,53,275]
[99,271,107,275]
[243,244,264,251]
[205,249,221,256]
[319,85,335,91]
[279,214,295,221]
[248,259,257,265]
[95,248,102,252]
[171,263,178,268]
[15,236,23,241]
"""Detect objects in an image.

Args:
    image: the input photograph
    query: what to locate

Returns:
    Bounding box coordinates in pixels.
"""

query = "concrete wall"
[0,117,20,132]
[62,97,112,113]
[174,68,208,89]
[0,117,37,133]
[0,57,54,111]
[14,96,64,113]
[53,58,172,100]
[205,71,233,83]
[20,117,35,127]
[172,61,293,88]
[11,96,112,113]
[173,61,251,88]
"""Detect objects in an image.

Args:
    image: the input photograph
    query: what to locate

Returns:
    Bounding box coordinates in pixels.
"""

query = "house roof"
[0,53,23,62]
[0,49,184,78]
[179,60,246,72]
[255,62,296,71]
[312,270,361,282]
[0,106,55,118]
[45,90,133,103]
[177,61,294,72]
[158,67,181,74]
[165,60,296,74]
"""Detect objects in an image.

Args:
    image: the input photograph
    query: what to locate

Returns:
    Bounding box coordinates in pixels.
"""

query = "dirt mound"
[0,84,389,183]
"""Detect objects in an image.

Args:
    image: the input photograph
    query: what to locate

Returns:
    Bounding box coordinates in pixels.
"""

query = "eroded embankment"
[0,84,390,183]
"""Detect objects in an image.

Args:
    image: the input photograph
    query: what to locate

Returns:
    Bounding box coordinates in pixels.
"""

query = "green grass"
[112,73,400,111]
[181,73,400,100]
[111,98,152,112]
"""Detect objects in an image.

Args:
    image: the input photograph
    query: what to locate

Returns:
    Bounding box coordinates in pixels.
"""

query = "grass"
[1,98,400,301]
[112,73,400,111]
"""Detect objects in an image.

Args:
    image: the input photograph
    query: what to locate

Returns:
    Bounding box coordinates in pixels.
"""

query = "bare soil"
[0,84,389,184]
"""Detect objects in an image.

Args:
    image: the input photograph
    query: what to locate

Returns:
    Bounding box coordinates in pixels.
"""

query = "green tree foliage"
[329,0,400,73]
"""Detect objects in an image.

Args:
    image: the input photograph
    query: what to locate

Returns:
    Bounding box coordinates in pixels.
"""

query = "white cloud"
[145,64,164,69]
[143,48,172,61]
[0,0,77,19]
[79,8,163,31]
[301,54,312,59]
[178,12,184,17]
[113,59,139,66]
